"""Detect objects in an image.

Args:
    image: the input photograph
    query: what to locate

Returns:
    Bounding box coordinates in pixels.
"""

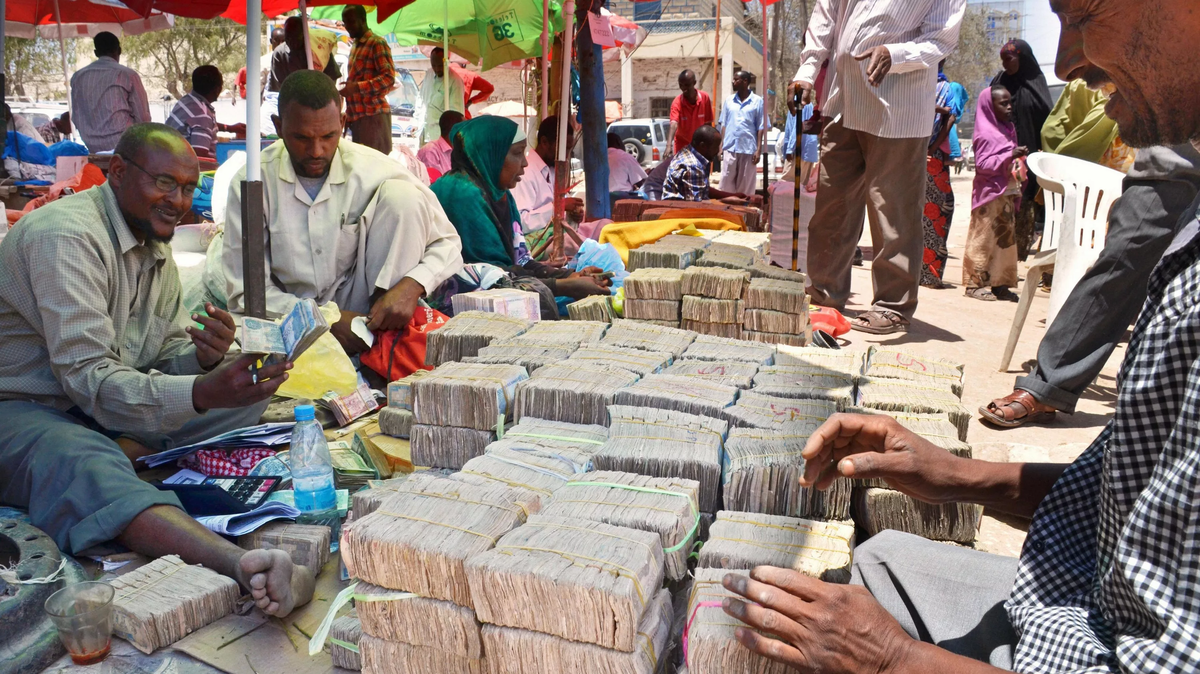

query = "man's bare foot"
[237,549,315,617]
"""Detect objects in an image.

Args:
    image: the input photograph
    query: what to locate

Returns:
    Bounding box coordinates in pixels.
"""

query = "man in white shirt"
[607,132,648,193]
[221,71,463,354]
[417,110,463,178]
[795,0,966,335]
[69,32,151,153]
[419,48,466,144]
[510,116,582,234]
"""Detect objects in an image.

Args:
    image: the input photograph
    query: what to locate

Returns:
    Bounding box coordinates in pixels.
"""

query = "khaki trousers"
[349,112,393,155]
[807,120,927,318]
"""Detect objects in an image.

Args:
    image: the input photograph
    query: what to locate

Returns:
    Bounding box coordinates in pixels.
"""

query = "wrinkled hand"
[368,277,425,332]
[192,353,291,412]
[854,46,893,86]
[721,567,916,674]
[186,303,236,370]
[330,309,371,356]
[555,276,610,299]
[801,413,966,504]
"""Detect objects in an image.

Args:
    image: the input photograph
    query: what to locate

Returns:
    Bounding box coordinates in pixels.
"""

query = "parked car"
[388,66,422,143]
[607,118,669,166]
[9,102,68,130]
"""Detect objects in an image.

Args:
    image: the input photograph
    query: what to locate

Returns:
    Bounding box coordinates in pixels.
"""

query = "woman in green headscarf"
[431,115,609,317]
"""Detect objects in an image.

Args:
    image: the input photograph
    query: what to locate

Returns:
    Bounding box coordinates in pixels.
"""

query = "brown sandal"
[979,390,1057,428]
[850,310,909,335]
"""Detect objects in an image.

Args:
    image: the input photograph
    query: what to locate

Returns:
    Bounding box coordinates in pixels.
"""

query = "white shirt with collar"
[510,147,554,234]
[221,139,462,318]
[608,147,648,192]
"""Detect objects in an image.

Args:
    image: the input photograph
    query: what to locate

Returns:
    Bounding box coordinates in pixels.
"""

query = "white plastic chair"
[999,152,1126,371]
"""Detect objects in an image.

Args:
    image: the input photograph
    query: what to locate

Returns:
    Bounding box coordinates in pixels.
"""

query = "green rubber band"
[561,481,700,554]
[353,591,418,602]
[329,638,360,653]
[496,414,506,439]
[504,431,606,445]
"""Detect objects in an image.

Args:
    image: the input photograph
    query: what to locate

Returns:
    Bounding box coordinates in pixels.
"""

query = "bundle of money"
[741,308,807,335]
[681,296,744,324]
[514,362,641,426]
[238,297,329,364]
[711,231,769,261]
[864,345,966,397]
[748,261,809,285]
[626,318,682,328]
[565,295,615,322]
[601,318,697,357]
[751,366,856,410]
[354,580,483,660]
[450,288,542,322]
[681,334,776,364]
[623,268,686,301]
[412,362,528,431]
[722,426,852,520]
[109,555,239,653]
[341,476,537,606]
[626,240,704,271]
[855,487,982,544]
[774,345,865,377]
[464,336,580,372]
[700,242,758,265]
[684,569,793,674]
[624,299,682,322]
[681,267,750,299]
[723,390,835,431]
[743,328,809,346]
[378,406,415,438]
[855,378,970,441]
[425,311,532,367]
[480,588,672,674]
[683,320,744,339]
[662,359,761,388]
[387,369,433,410]
[658,233,712,249]
[613,374,739,419]
[521,320,609,344]
[409,424,496,469]
[457,447,585,500]
[595,405,727,513]
[359,635,484,674]
[744,278,808,314]
[329,612,362,670]
[321,382,381,427]
[698,512,855,583]
[567,343,674,376]
[465,515,664,651]
[541,471,700,580]
[350,474,433,521]
[493,416,609,458]
[237,522,330,572]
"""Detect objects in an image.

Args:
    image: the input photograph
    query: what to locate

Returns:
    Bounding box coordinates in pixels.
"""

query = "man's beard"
[127,213,174,244]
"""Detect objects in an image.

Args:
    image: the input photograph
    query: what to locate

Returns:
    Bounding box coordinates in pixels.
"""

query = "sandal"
[850,309,909,335]
[966,287,997,301]
[979,390,1057,428]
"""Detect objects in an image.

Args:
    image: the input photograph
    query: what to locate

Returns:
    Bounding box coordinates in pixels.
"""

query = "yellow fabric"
[1040,80,1120,165]
[599,217,742,264]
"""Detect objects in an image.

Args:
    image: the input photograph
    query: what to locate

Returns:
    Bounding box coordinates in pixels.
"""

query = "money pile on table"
[613,374,739,419]
[600,319,697,357]
[450,288,541,322]
[514,362,641,426]
[697,511,855,583]
[565,295,615,322]
[662,359,760,388]
[424,311,532,367]
[410,362,529,468]
[109,555,239,653]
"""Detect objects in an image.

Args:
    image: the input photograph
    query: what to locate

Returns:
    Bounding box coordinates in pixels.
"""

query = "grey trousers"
[0,399,267,554]
[807,121,928,318]
[853,530,1019,669]
[1016,144,1200,412]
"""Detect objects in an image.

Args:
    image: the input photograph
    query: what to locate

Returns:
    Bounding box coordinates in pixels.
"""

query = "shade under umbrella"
[5,0,170,36]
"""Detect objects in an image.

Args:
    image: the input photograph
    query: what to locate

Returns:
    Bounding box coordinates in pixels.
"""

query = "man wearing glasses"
[0,123,315,618]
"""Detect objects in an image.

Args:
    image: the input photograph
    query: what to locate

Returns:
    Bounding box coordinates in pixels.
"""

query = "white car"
[9,101,68,130]
[607,118,670,167]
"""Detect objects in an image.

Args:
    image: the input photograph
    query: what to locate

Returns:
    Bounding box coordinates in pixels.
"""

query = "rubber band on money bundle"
[559,481,700,554]
[483,453,572,481]
[493,544,648,607]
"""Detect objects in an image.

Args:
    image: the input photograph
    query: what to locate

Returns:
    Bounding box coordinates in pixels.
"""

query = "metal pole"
[443,0,450,115]
[243,0,266,319]
[711,0,719,109]
[540,0,550,118]
[553,0,576,261]
[299,0,313,71]
[51,0,72,128]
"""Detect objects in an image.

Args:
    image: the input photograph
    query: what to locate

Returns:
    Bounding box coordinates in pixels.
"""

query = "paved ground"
[836,168,1119,557]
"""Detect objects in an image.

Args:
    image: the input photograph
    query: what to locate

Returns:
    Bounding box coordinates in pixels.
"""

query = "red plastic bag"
[360,305,449,381]
[809,306,851,338]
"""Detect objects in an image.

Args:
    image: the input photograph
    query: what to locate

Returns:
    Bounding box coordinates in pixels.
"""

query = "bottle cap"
[294,404,315,421]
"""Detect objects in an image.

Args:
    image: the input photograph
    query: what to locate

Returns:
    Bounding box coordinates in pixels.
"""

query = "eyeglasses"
[119,155,198,198]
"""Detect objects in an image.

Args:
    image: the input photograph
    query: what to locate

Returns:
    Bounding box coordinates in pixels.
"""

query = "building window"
[633,1,661,21]
[650,97,672,119]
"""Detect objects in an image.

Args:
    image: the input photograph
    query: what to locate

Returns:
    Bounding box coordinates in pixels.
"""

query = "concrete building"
[969,0,1063,84]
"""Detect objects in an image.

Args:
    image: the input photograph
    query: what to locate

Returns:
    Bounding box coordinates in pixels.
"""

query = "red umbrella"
[121,0,412,22]
[5,0,159,30]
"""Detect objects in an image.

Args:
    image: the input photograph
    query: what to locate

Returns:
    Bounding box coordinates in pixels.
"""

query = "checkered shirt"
[1006,204,1200,672]
[662,145,711,201]
[345,30,395,124]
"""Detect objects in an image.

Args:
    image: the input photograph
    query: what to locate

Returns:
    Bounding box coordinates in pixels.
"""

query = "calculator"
[157,476,283,517]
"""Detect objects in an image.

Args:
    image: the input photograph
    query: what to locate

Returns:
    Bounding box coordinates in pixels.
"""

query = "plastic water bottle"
[290,404,337,514]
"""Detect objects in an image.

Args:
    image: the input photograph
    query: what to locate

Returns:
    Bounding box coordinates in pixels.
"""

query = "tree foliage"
[122,18,249,99]
[4,36,77,99]
[943,7,1002,133]
[765,0,811,121]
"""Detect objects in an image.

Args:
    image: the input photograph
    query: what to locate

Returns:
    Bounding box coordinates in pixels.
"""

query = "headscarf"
[991,39,1053,153]
[971,86,1019,212]
[431,115,524,268]
[1040,79,1119,164]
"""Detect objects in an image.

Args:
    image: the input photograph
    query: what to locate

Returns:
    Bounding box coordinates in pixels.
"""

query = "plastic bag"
[276,302,360,399]
[571,238,630,288]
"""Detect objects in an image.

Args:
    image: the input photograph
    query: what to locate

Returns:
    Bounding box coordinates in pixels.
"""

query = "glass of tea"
[44,581,115,665]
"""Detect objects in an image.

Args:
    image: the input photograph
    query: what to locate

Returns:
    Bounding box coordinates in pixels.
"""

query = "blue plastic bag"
[48,140,88,158]
[3,131,53,165]
[570,239,630,289]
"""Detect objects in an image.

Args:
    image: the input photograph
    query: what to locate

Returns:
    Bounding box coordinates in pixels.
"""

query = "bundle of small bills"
[744,278,808,314]
[354,580,483,659]
[329,613,362,670]
[681,267,750,299]
[341,476,536,606]
[624,299,683,321]
[514,362,641,426]
[662,359,760,388]
[387,369,433,410]
[465,336,580,372]
[320,382,380,427]
[601,319,697,357]
[596,405,727,513]
[693,250,755,271]
[855,378,970,441]
[623,268,686,301]
[683,320,744,339]
[700,241,758,265]
[698,511,855,583]
[711,231,769,260]
[681,334,776,364]
[465,515,665,651]
[627,240,704,271]
[425,311,532,367]
[613,374,739,419]
[627,318,682,329]
[774,345,865,378]
[864,345,966,397]
[521,320,609,344]
[742,308,808,334]
[748,262,809,285]
[752,366,855,410]
[681,296,744,324]
[350,474,430,520]
[458,446,586,500]
[378,406,414,438]
[238,298,329,364]
[566,295,615,322]
[722,426,852,520]
[237,522,330,572]
[723,390,835,431]
[743,328,809,346]
[359,635,484,674]
[568,343,674,376]
[409,424,496,469]
[855,487,982,544]
[494,416,609,457]
[412,362,528,431]
[109,555,239,653]
[480,588,672,674]
[450,288,541,322]
[684,569,793,674]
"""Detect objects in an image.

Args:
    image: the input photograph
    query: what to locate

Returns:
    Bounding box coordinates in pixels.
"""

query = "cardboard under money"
[330,613,362,670]
[514,362,641,426]
[412,362,528,431]
[566,295,615,322]
[109,555,239,654]
[341,477,536,607]
[568,343,674,376]
[698,511,855,583]
[624,298,683,321]
[450,289,541,322]
[624,268,686,301]
[662,359,761,388]
[613,373,739,419]
[377,406,414,438]
[601,319,697,357]
[684,569,792,674]
[751,366,856,410]
[743,308,808,334]
[680,267,750,300]
[723,390,835,431]
[742,328,809,346]
[854,487,982,544]
[595,405,727,513]
[425,311,532,367]
[682,320,743,339]
[722,426,852,520]
[855,378,971,441]
[541,470,701,581]
[387,369,433,410]
[521,319,609,344]
[480,587,673,674]
[465,515,665,651]
[359,634,484,674]
[410,424,496,469]
[354,581,483,658]
[681,334,776,364]
[237,522,330,572]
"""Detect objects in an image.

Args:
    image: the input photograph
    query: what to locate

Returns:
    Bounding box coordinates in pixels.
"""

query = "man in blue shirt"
[717,71,764,196]
[779,84,821,184]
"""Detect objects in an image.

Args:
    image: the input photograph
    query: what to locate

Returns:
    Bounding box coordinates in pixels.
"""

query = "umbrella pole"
[553,0,576,262]
[712,0,719,108]
[442,0,449,115]
[243,0,267,319]
[540,0,549,118]
[299,0,312,69]
[51,0,72,131]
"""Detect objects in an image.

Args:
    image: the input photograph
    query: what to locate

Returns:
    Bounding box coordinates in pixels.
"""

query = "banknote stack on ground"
[661,359,761,388]
[863,345,967,397]
[623,267,685,328]
[697,511,856,583]
[108,555,240,654]
[721,426,852,520]
[565,294,615,322]
[741,278,811,346]
[680,267,750,338]
[410,362,528,469]
[424,311,532,367]
[514,361,641,425]
[450,289,542,322]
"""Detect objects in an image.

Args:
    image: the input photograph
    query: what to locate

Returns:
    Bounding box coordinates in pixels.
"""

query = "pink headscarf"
[971,86,1019,211]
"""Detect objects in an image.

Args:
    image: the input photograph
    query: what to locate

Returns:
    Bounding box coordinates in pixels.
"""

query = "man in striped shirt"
[795,0,966,335]
[339,5,396,155]
[69,32,150,153]
[166,66,245,158]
